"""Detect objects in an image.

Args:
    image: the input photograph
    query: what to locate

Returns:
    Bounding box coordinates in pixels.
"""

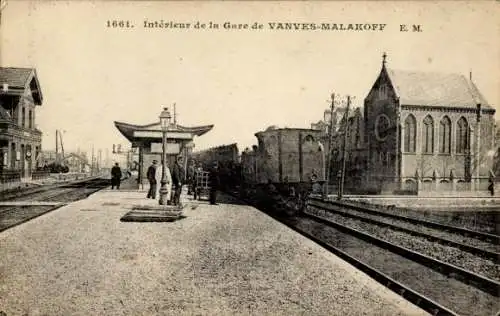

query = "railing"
[32,170,51,180]
[0,170,21,183]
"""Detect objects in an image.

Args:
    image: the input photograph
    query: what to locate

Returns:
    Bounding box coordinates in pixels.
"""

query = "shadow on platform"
[184,192,247,206]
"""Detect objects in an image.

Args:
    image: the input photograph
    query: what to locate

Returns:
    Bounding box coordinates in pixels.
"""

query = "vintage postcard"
[0,1,499,315]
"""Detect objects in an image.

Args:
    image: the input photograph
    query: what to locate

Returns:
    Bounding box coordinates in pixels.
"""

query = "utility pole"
[338,95,351,200]
[173,102,177,125]
[98,149,102,174]
[91,145,95,176]
[324,93,336,199]
[55,130,59,163]
[476,103,481,190]
[59,130,65,160]
[395,101,401,188]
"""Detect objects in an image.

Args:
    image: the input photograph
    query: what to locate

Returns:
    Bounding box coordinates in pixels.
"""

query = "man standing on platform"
[209,161,220,205]
[171,156,185,205]
[146,160,158,199]
[187,159,195,195]
[111,162,122,190]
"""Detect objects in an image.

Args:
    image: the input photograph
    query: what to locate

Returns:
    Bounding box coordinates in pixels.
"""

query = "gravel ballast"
[307,206,500,281]
[0,191,427,315]
[293,217,499,316]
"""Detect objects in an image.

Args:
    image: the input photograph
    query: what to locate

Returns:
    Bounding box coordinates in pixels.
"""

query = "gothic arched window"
[439,116,451,154]
[456,117,469,154]
[22,107,26,127]
[422,115,434,154]
[404,114,416,153]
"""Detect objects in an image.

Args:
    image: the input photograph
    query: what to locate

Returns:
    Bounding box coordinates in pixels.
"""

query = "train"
[191,139,320,216]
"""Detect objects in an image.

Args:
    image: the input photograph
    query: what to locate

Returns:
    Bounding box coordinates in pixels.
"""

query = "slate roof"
[0,67,43,105]
[386,68,492,110]
[0,67,33,88]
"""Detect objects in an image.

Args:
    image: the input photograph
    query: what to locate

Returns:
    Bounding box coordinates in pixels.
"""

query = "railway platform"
[0,185,429,315]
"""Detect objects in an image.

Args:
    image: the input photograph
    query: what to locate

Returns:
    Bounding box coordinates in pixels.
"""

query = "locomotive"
[191,139,319,216]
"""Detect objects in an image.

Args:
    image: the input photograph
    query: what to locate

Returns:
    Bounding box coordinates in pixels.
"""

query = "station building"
[114,117,213,188]
[0,67,43,181]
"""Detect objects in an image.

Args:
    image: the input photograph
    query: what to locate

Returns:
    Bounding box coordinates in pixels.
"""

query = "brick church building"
[363,54,496,193]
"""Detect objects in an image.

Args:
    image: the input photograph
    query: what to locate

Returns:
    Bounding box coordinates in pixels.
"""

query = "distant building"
[39,150,90,173]
[364,54,496,193]
[0,67,43,179]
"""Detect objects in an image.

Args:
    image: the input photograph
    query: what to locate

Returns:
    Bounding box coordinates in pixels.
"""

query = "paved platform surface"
[0,187,429,315]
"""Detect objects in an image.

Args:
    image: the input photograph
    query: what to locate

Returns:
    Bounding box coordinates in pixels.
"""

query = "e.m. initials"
[400,24,422,32]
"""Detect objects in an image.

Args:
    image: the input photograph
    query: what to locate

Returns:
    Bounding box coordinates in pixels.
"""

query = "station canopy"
[114,121,213,148]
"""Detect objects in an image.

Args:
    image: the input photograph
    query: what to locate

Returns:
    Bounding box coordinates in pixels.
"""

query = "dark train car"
[191,143,242,191]
[193,140,315,216]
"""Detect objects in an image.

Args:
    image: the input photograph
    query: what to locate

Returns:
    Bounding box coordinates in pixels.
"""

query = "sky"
[1,1,499,156]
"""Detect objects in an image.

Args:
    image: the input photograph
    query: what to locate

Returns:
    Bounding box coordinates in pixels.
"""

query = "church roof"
[114,121,214,142]
[0,67,43,105]
[386,68,492,109]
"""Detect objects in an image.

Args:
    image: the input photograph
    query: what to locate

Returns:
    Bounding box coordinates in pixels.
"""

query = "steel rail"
[264,213,460,316]
[310,197,500,244]
[308,199,499,262]
[0,176,104,201]
[302,211,500,297]
[0,178,110,233]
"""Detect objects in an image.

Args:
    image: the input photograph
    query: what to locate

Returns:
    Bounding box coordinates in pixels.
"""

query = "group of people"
[111,155,220,205]
[146,156,185,205]
[147,156,221,205]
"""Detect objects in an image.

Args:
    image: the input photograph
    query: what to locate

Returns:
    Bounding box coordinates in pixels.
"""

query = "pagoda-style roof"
[114,121,214,143]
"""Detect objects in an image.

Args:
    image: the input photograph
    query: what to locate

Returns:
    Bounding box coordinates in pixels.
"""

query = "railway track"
[227,190,499,316]
[307,199,499,263]
[302,211,500,295]
[289,213,499,316]
[0,176,104,202]
[311,198,500,244]
[0,178,110,232]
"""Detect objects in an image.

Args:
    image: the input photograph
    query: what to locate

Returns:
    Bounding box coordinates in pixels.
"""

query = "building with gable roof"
[364,53,496,193]
[0,67,44,180]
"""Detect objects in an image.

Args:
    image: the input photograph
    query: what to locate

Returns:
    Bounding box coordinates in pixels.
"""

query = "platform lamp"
[159,107,172,205]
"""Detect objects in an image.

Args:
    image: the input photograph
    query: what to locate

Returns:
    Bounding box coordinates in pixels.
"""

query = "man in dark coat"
[111,163,122,189]
[209,161,220,205]
[146,160,158,199]
[186,160,195,195]
[171,156,185,205]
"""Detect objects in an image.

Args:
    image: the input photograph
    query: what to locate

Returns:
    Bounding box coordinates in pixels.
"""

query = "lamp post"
[159,107,171,205]
[338,95,351,200]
